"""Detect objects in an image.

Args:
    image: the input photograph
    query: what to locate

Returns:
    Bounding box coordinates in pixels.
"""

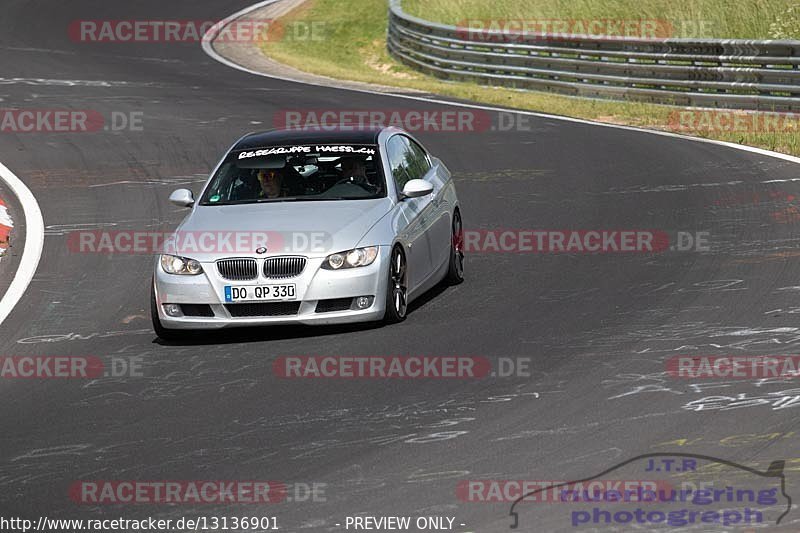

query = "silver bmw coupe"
[151,127,463,339]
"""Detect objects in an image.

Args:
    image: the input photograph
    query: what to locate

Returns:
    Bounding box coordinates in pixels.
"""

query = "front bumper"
[153,248,389,329]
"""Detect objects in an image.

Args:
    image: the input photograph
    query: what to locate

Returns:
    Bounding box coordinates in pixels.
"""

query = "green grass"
[262,0,800,156]
[403,0,800,40]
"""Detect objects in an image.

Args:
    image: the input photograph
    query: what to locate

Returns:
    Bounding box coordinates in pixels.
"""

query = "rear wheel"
[151,281,189,341]
[383,246,407,324]
[445,210,464,285]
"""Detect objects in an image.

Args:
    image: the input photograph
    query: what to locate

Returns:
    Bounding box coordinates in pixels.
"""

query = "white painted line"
[201,0,282,66]
[202,0,283,44]
[0,161,44,326]
[202,0,800,167]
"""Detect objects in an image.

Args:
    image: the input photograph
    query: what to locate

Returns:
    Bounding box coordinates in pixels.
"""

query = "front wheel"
[445,210,464,285]
[383,246,407,324]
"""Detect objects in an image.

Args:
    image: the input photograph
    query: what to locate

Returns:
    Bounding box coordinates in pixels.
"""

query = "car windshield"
[199,144,385,205]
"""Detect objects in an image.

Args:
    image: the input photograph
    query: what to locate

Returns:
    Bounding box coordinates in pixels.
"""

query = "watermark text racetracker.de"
[67,230,331,254]
[68,480,326,504]
[454,18,717,41]
[273,356,532,379]
[0,109,143,133]
[273,109,565,134]
[462,230,710,253]
[69,19,329,43]
[0,356,143,378]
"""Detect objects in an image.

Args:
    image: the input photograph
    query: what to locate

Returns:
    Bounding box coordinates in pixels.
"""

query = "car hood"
[168,198,393,261]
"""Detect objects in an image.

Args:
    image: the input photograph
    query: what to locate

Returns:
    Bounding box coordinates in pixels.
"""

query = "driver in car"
[257,168,285,198]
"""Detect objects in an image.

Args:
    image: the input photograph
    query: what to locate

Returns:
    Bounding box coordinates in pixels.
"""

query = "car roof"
[234,127,385,150]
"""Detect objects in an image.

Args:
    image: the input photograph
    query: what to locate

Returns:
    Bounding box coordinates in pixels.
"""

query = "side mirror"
[169,188,194,208]
[401,179,434,199]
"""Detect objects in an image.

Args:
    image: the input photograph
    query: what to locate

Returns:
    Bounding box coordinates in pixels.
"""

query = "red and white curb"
[0,196,11,260]
[0,161,44,326]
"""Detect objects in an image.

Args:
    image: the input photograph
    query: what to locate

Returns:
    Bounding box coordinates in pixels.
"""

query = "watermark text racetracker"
[274,356,532,379]
[0,356,143,378]
[668,110,800,134]
[455,18,716,41]
[69,19,328,43]
[458,480,671,503]
[668,355,800,379]
[274,109,560,134]
[463,230,710,253]
[69,480,326,504]
[0,109,143,133]
[67,230,331,254]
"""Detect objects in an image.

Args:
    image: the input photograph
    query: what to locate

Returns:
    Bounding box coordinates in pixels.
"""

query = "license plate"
[224,284,296,303]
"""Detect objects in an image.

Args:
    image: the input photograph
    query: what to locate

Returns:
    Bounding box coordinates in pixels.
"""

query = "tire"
[383,246,408,324]
[150,280,189,341]
[445,209,464,285]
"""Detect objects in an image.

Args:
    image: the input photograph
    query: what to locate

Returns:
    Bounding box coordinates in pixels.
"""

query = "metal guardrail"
[387,0,800,111]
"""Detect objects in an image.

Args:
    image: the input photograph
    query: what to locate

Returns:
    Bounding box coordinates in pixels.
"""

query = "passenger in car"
[341,157,368,184]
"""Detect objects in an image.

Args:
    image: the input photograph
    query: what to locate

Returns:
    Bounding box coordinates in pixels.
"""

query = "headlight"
[323,246,379,269]
[160,254,203,275]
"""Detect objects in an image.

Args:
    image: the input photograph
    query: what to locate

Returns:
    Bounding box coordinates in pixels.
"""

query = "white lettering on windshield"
[238,145,312,159]
[315,145,376,155]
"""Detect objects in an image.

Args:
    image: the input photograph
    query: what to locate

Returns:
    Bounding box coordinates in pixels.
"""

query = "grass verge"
[403,0,800,40]
[262,0,800,156]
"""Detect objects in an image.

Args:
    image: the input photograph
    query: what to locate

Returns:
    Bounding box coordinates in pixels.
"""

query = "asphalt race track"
[2,1,800,531]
